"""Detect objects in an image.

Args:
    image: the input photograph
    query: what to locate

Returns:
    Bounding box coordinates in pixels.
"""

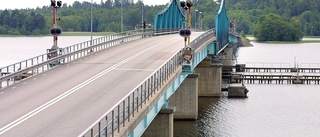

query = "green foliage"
[0,9,47,35]
[253,14,303,41]
[0,0,320,36]
[0,0,165,35]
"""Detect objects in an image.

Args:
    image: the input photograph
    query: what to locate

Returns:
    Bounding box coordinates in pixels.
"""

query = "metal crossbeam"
[154,0,186,33]
[215,0,229,52]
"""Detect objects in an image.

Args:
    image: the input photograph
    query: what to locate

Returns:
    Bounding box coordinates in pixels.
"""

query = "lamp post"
[213,0,220,4]
[121,0,123,33]
[141,0,144,29]
[194,9,198,30]
[90,0,93,45]
[199,12,202,30]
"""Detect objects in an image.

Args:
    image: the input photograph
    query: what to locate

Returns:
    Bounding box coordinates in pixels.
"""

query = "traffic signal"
[57,1,62,7]
[50,27,62,36]
[180,1,186,7]
[187,2,193,8]
[51,0,56,7]
[143,21,146,29]
[179,29,191,38]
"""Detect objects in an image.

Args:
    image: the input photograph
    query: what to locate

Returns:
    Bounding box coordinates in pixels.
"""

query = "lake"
[0,36,101,67]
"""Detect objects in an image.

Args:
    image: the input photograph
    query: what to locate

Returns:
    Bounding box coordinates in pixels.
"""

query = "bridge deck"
[0,32,204,136]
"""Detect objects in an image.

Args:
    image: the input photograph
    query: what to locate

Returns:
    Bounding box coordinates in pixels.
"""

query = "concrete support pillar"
[195,57,222,97]
[220,45,234,66]
[168,74,198,120]
[142,107,176,137]
[228,84,249,98]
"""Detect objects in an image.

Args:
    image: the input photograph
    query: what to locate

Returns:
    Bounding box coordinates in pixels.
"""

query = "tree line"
[0,0,319,37]
[0,0,165,35]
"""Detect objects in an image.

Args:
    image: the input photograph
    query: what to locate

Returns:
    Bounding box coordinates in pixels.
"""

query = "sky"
[0,0,169,10]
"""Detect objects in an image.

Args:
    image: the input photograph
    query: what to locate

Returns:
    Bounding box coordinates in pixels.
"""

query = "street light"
[90,0,93,45]
[141,0,144,30]
[213,0,220,4]
[121,0,123,33]
[199,12,202,30]
[194,9,198,30]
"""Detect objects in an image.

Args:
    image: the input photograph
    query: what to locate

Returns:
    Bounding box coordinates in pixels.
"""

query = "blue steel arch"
[215,0,229,51]
[154,0,186,33]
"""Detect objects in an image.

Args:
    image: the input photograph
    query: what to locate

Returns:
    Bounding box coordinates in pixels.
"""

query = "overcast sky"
[0,0,169,10]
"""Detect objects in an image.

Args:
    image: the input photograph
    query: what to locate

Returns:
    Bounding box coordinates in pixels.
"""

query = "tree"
[254,13,303,41]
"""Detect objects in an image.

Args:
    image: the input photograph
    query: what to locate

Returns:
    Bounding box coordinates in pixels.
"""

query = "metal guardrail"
[191,29,216,50]
[245,62,292,68]
[0,29,154,89]
[79,29,216,137]
[153,28,180,35]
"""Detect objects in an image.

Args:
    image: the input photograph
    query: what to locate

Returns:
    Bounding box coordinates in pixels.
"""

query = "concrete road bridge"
[0,0,243,136]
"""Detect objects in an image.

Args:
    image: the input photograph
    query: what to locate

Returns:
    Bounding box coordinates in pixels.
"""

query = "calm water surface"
[175,42,320,137]
[1,37,320,137]
[0,36,100,67]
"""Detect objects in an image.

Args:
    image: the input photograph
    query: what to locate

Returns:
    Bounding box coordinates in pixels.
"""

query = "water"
[174,42,320,137]
[0,36,101,67]
[1,37,320,136]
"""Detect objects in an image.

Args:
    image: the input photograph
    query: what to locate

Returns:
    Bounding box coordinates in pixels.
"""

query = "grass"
[304,36,320,38]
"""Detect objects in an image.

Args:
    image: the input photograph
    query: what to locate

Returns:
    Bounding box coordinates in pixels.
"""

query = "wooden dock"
[223,64,320,85]
[232,74,320,84]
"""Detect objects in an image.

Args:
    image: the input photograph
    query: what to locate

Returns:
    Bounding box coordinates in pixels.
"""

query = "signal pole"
[180,0,193,46]
[48,0,62,66]
[49,0,62,51]
[187,0,192,45]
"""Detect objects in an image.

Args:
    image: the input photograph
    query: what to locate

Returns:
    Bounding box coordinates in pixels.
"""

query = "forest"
[0,0,319,37]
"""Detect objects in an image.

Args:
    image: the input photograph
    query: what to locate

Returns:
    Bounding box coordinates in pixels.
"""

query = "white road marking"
[0,92,4,95]
[23,82,28,85]
[11,87,16,90]
[115,68,154,71]
[0,37,176,135]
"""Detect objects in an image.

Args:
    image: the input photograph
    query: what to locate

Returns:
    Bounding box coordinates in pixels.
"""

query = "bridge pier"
[220,45,234,66]
[142,107,176,137]
[195,57,222,97]
[168,74,198,120]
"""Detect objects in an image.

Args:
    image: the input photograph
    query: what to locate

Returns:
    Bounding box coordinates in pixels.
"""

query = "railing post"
[105,116,108,137]
[128,96,130,122]
[123,100,125,127]
[136,89,139,112]
[112,110,114,137]
[132,92,135,117]
[98,122,101,137]
[140,85,143,108]
[117,105,120,133]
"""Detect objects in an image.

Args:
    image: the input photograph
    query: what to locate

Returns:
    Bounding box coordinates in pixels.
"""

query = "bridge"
[0,0,242,136]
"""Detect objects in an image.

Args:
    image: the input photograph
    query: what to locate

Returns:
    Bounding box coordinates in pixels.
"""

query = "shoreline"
[247,36,320,43]
[0,32,115,37]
